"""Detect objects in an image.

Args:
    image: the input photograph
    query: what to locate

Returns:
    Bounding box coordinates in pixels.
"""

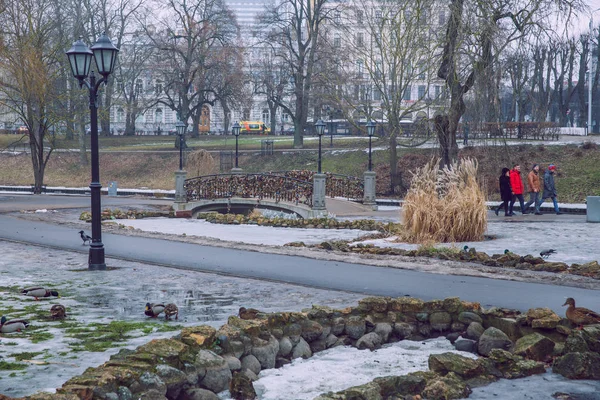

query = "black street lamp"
[315,120,326,173]
[367,120,376,171]
[176,121,186,170]
[328,116,334,148]
[232,121,241,169]
[66,33,119,270]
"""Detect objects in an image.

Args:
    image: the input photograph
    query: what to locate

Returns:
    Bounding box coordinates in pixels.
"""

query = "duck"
[164,303,179,320]
[540,249,557,259]
[0,316,30,333]
[563,298,600,330]
[22,287,59,300]
[238,307,261,320]
[145,303,165,318]
[50,304,66,319]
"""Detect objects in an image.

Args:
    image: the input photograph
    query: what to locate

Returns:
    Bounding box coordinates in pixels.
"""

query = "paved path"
[0,210,598,314]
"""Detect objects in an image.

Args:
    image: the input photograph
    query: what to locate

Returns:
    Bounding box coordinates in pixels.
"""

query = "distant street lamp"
[232,121,241,169]
[315,120,326,173]
[366,120,376,171]
[328,115,334,148]
[66,33,119,271]
[176,121,186,170]
[589,8,600,134]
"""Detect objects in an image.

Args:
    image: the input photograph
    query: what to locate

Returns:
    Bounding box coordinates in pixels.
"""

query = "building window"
[262,109,269,123]
[417,64,426,80]
[435,85,442,98]
[439,11,446,25]
[117,80,124,92]
[356,10,363,25]
[418,85,426,99]
[334,34,341,48]
[334,12,341,24]
[403,86,411,101]
[117,108,124,123]
[135,79,143,95]
[375,10,382,24]
[357,59,364,78]
[356,32,364,47]
[155,80,163,95]
[373,87,382,101]
[155,108,163,123]
[165,109,173,123]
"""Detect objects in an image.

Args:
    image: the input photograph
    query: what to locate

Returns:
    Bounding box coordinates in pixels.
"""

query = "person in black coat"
[495,167,513,217]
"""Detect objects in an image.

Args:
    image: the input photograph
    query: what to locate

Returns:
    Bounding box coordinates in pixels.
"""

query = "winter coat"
[527,170,541,193]
[499,175,512,201]
[509,169,524,195]
[543,170,557,198]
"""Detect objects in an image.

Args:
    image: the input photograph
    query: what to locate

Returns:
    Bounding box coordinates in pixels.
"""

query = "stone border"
[26,296,600,400]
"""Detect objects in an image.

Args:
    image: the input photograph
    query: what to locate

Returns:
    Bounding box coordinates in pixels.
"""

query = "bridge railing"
[264,170,364,200]
[184,174,313,207]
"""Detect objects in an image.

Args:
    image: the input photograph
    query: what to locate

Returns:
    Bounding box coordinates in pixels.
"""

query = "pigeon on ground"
[540,249,557,259]
[79,230,92,245]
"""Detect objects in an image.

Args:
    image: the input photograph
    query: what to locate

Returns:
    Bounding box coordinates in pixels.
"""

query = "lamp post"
[315,119,325,173]
[176,121,186,170]
[329,115,334,148]
[232,121,241,170]
[66,33,119,270]
[366,120,376,171]
[589,9,600,134]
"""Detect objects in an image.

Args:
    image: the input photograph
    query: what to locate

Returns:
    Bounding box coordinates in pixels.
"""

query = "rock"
[478,327,513,356]
[104,393,119,400]
[275,357,291,368]
[251,335,279,369]
[358,297,389,313]
[242,368,258,382]
[331,317,345,336]
[222,356,241,371]
[182,388,220,400]
[345,316,366,340]
[291,337,312,359]
[195,351,232,393]
[553,352,600,379]
[389,297,424,312]
[278,336,293,357]
[309,337,328,353]
[458,311,483,325]
[283,322,302,338]
[465,322,484,341]
[513,333,555,361]
[446,332,461,344]
[337,381,382,400]
[487,349,546,379]
[118,387,133,400]
[155,365,187,399]
[393,322,416,340]
[484,317,521,340]
[416,312,429,322]
[536,262,569,272]
[137,389,167,400]
[564,333,590,353]
[429,352,483,379]
[240,355,261,375]
[451,322,466,332]
[229,371,257,400]
[454,339,477,353]
[227,340,245,359]
[301,320,324,342]
[374,323,393,342]
[134,372,166,396]
[383,373,427,396]
[526,308,561,329]
[356,332,383,351]
[179,326,217,349]
[422,372,472,400]
[429,312,452,332]
[325,334,339,348]
[136,339,189,368]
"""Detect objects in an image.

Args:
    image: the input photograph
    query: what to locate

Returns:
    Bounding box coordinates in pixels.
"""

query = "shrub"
[187,149,217,176]
[401,158,487,243]
[582,141,598,150]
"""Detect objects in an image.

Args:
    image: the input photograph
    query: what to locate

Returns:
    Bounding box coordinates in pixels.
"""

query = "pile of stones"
[26,297,600,400]
[79,209,172,222]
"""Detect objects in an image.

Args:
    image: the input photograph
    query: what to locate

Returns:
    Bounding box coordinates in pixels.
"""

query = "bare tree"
[0,0,64,193]
[257,0,331,148]
[436,0,584,168]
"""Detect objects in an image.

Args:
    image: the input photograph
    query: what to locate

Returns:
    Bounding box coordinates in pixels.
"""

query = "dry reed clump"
[400,158,487,243]
[187,149,217,176]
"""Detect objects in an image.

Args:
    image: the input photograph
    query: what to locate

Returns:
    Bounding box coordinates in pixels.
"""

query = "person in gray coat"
[536,164,562,215]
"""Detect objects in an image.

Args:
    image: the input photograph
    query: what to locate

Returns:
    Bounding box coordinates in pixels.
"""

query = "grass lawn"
[1,133,599,202]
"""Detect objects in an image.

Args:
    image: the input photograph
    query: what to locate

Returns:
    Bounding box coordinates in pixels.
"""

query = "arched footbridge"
[173,170,373,218]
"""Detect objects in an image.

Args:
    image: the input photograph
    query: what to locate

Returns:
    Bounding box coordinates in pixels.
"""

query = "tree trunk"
[29,127,46,194]
[125,111,136,136]
[101,81,114,136]
[77,114,88,166]
[389,132,398,194]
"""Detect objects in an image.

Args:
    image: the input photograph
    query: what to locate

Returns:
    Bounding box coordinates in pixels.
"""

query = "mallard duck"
[50,304,66,319]
[22,287,59,300]
[145,303,165,318]
[0,316,30,333]
[540,249,557,259]
[563,298,600,329]
[238,307,260,320]
[164,303,179,320]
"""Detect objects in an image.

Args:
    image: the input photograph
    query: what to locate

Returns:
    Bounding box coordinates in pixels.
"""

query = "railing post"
[363,170,378,210]
[312,173,327,218]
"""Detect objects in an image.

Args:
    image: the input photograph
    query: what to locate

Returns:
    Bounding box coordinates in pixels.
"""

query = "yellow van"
[239,121,270,135]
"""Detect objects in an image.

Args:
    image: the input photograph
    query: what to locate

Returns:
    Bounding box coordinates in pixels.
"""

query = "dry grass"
[400,158,487,243]
[186,149,218,176]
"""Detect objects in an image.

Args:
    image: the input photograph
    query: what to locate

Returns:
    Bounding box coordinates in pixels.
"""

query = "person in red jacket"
[509,164,527,215]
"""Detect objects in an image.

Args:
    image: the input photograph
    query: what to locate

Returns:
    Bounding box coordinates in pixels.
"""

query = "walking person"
[537,164,562,215]
[495,168,513,217]
[509,164,527,215]
[523,164,542,215]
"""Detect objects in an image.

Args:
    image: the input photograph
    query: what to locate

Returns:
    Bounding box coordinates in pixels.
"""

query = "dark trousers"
[496,200,509,215]
[510,194,526,214]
